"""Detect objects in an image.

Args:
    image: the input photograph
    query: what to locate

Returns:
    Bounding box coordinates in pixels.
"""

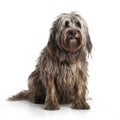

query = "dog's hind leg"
[8,70,46,104]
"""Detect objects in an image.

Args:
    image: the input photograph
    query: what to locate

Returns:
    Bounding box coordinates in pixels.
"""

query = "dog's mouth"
[62,32,82,53]
[67,37,79,49]
[69,39,78,49]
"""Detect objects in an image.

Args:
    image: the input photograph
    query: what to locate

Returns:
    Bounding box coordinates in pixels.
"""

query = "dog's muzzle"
[62,29,82,53]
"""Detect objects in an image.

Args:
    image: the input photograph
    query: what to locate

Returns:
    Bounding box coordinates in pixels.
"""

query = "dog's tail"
[8,90,31,101]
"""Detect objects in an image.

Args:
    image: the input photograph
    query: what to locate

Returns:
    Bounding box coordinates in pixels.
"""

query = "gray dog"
[9,12,92,110]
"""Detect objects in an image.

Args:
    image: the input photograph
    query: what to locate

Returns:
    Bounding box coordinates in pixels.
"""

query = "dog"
[8,12,92,110]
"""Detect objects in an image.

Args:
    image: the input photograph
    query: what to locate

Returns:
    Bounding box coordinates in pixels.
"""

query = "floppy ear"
[86,33,92,54]
[47,18,66,62]
[47,26,66,62]
[47,17,62,57]
[47,27,57,57]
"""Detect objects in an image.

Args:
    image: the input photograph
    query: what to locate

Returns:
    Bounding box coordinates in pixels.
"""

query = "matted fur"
[8,12,92,110]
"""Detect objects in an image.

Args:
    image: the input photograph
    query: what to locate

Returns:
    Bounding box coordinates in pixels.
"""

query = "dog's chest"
[56,62,81,89]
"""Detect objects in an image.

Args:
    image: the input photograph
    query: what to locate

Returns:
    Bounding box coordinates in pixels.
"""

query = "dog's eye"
[76,21,81,28]
[65,21,69,27]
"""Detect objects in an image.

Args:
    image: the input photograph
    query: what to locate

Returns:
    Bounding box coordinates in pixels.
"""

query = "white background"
[0,0,120,120]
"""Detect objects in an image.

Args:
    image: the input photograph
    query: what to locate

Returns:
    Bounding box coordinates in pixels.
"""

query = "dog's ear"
[47,28,56,57]
[47,18,66,62]
[47,20,58,57]
[86,33,92,54]
[47,25,66,62]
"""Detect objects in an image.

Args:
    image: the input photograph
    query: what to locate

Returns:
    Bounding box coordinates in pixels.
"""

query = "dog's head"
[47,12,92,57]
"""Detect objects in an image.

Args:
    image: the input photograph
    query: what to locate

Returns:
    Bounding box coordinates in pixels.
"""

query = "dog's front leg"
[44,79,60,110]
[71,75,90,110]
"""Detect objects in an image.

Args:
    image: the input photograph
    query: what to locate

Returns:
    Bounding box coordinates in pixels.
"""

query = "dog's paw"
[45,102,60,110]
[71,101,90,110]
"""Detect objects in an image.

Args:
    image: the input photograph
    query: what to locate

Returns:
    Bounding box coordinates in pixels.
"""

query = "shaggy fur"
[8,12,92,110]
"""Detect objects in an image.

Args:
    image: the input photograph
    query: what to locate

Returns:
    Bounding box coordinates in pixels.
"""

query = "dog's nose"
[69,30,76,36]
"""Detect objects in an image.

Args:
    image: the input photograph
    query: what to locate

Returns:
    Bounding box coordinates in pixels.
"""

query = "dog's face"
[48,12,92,56]
[59,15,83,53]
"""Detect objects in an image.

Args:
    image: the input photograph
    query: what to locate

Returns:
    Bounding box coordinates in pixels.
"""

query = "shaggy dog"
[8,12,92,110]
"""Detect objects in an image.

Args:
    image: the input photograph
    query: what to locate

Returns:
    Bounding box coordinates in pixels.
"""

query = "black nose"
[69,30,76,36]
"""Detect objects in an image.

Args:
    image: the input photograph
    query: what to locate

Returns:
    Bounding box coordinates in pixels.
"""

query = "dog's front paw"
[45,101,60,110]
[71,101,90,110]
